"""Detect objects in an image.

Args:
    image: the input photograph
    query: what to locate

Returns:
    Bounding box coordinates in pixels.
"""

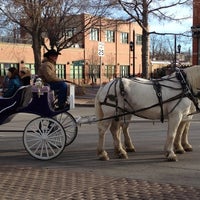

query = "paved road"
[0,107,200,199]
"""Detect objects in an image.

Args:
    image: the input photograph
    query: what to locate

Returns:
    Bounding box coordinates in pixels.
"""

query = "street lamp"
[130,41,135,76]
[174,35,181,68]
[177,44,181,53]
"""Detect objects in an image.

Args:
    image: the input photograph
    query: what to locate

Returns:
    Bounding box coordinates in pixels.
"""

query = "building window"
[90,28,99,41]
[105,65,115,79]
[0,63,19,76]
[56,64,66,79]
[25,64,35,76]
[120,65,130,77]
[105,30,115,42]
[0,64,5,76]
[120,32,128,44]
[65,28,76,38]
[70,65,84,79]
[89,65,100,83]
[136,34,142,45]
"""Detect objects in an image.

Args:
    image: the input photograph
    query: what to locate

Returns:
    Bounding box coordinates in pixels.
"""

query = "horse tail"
[95,86,104,120]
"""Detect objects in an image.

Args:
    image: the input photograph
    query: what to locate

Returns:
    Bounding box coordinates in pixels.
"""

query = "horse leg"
[97,120,111,161]
[110,119,128,159]
[165,115,182,161]
[174,121,186,154]
[182,121,193,152]
[121,121,135,152]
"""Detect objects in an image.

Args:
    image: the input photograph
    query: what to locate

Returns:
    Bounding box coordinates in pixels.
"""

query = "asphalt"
[0,86,200,199]
[74,85,98,107]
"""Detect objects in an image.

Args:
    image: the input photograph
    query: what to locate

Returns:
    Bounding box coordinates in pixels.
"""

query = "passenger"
[2,75,9,93]
[3,67,22,97]
[19,67,31,86]
[38,49,68,110]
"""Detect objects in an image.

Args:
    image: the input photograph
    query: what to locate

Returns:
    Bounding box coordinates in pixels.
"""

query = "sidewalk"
[75,85,99,106]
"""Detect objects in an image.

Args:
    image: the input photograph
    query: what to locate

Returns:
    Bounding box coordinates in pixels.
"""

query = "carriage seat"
[0,85,32,124]
[31,85,54,104]
[0,85,32,112]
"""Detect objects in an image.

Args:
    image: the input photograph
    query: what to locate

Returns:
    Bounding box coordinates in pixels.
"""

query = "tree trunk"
[32,32,42,74]
[142,29,149,78]
[142,0,149,78]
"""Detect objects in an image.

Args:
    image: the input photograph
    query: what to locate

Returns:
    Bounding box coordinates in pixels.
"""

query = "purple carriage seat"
[0,85,32,124]
[31,85,54,105]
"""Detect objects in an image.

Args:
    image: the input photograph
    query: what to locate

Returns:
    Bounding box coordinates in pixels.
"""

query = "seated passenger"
[19,67,31,86]
[2,75,9,93]
[3,67,22,97]
[38,49,68,110]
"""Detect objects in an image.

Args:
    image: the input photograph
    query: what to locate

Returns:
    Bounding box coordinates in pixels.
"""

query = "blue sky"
[149,4,192,34]
[150,17,192,34]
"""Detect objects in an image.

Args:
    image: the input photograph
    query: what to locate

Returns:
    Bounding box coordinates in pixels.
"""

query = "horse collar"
[176,68,200,112]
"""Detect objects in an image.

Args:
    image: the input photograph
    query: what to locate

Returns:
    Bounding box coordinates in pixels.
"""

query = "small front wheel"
[23,117,66,160]
[54,112,78,146]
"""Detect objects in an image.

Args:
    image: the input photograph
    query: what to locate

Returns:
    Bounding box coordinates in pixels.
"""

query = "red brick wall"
[193,0,200,65]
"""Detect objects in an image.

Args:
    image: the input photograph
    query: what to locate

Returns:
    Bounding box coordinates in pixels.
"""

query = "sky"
[149,3,193,34]
[149,5,193,52]
[150,17,192,34]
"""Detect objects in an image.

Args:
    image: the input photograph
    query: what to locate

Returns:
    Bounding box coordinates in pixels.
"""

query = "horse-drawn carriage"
[0,66,199,162]
[0,81,77,160]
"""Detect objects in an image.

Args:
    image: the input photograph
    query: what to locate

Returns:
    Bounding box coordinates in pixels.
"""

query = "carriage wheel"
[53,112,78,146]
[23,117,66,160]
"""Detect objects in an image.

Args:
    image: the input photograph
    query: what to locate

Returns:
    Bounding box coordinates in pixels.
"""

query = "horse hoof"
[126,148,136,152]
[167,155,178,162]
[175,149,185,154]
[98,150,110,161]
[118,153,128,159]
[165,152,178,161]
[184,147,193,152]
[99,155,110,161]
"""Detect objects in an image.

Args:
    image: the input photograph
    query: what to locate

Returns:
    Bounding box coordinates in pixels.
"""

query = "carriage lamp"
[35,78,43,97]
[177,44,181,54]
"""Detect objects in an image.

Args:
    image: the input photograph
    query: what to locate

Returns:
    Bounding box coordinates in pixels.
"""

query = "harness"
[100,68,200,123]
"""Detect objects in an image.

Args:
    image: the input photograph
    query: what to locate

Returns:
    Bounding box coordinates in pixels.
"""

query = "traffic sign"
[98,42,104,57]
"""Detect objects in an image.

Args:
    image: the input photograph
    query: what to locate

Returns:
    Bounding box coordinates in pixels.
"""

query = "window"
[56,64,66,79]
[65,28,76,38]
[105,65,115,79]
[70,65,84,79]
[89,65,100,83]
[120,32,128,44]
[90,28,99,41]
[120,65,130,77]
[25,64,35,75]
[136,34,142,45]
[0,63,19,76]
[105,30,115,42]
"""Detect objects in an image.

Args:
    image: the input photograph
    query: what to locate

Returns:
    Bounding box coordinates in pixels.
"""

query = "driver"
[38,49,69,110]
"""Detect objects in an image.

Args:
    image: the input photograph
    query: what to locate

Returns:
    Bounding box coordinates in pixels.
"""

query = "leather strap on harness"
[176,68,200,112]
[153,80,164,123]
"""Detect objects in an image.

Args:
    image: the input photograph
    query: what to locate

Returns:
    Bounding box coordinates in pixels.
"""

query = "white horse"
[95,66,200,161]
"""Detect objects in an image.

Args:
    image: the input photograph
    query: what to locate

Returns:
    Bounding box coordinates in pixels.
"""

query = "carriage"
[0,81,78,160]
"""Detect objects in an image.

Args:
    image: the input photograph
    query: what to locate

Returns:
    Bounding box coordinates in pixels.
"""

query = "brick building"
[192,0,200,65]
[0,14,143,86]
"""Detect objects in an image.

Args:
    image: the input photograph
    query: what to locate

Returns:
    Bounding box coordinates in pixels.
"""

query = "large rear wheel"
[23,117,66,160]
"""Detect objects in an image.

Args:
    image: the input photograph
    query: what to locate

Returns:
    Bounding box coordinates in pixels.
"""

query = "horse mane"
[184,65,200,93]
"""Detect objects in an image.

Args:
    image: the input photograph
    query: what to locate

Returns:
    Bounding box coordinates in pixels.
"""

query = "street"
[0,107,200,199]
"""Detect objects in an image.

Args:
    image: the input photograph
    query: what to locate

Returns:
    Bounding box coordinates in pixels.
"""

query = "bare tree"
[111,0,191,78]
[0,0,111,73]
